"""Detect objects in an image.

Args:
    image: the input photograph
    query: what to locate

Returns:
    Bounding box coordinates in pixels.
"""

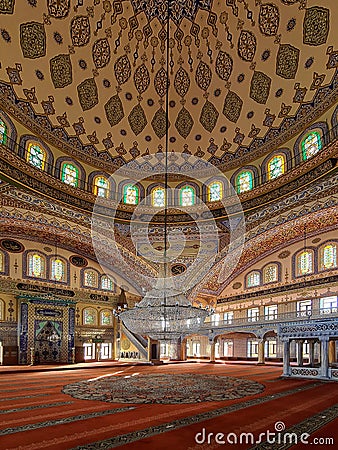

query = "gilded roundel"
[238,30,257,62]
[47,0,70,19]
[278,250,290,259]
[174,67,190,98]
[154,68,169,98]
[50,54,72,88]
[114,55,132,85]
[171,263,187,276]
[20,22,46,59]
[303,7,329,46]
[105,95,124,127]
[121,339,131,350]
[70,16,90,47]
[133,64,150,94]
[128,104,147,136]
[92,38,111,69]
[175,107,194,138]
[195,61,212,91]
[215,51,233,81]
[69,255,88,267]
[259,3,280,36]
[0,239,24,253]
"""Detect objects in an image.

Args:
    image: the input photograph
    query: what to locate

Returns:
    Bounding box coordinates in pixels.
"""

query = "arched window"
[319,243,337,271]
[236,171,253,194]
[27,143,46,170]
[208,181,223,202]
[268,155,285,180]
[61,163,79,187]
[28,253,46,278]
[179,185,195,206]
[101,275,114,291]
[247,271,261,287]
[301,132,322,161]
[94,176,109,198]
[83,307,97,325]
[152,187,165,207]
[123,184,139,205]
[51,258,66,282]
[83,269,98,288]
[0,117,7,145]
[296,250,313,276]
[263,264,278,284]
[100,310,113,326]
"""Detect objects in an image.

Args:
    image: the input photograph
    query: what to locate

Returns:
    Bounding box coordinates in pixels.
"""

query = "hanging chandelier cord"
[162,0,171,336]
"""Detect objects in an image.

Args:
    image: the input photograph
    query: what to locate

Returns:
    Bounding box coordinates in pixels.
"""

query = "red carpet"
[0,363,337,449]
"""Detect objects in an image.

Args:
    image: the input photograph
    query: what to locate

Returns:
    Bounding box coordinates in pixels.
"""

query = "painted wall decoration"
[0,239,24,253]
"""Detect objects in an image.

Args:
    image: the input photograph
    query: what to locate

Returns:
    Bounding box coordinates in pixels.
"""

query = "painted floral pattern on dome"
[259,3,280,36]
[0,0,336,172]
[130,0,212,25]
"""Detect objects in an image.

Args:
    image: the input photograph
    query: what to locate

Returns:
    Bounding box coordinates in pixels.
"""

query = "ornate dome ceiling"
[0,0,337,172]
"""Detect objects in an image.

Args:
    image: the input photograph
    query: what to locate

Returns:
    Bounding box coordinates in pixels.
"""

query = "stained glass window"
[94,176,109,198]
[61,163,79,187]
[0,251,4,272]
[101,275,114,291]
[123,184,139,205]
[152,187,165,207]
[0,118,7,145]
[28,253,45,278]
[101,310,113,326]
[208,181,223,202]
[236,171,253,194]
[27,143,46,170]
[320,243,337,270]
[84,270,98,287]
[83,307,97,325]
[51,258,66,282]
[263,264,278,283]
[268,155,285,180]
[297,251,313,275]
[301,132,322,161]
[247,271,260,287]
[180,186,195,206]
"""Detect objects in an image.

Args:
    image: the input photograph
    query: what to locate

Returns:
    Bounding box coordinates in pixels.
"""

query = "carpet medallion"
[62,374,264,404]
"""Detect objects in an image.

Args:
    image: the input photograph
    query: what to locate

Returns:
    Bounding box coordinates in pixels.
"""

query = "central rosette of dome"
[131,0,212,25]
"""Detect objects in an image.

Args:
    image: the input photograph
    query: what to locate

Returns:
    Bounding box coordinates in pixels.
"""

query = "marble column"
[297,340,304,367]
[328,340,336,365]
[209,340,215,363]
[320,337,329,379]
[309,340,315,366]
[283,339,291,376]
[257,339,265,365]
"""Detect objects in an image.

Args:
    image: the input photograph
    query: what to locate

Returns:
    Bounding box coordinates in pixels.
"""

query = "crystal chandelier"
[118,0,212,342]
[119,278,212,341]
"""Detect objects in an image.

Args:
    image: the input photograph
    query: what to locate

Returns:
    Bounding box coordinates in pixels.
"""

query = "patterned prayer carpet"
[62,373,264,404]
[0,363,337,450]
